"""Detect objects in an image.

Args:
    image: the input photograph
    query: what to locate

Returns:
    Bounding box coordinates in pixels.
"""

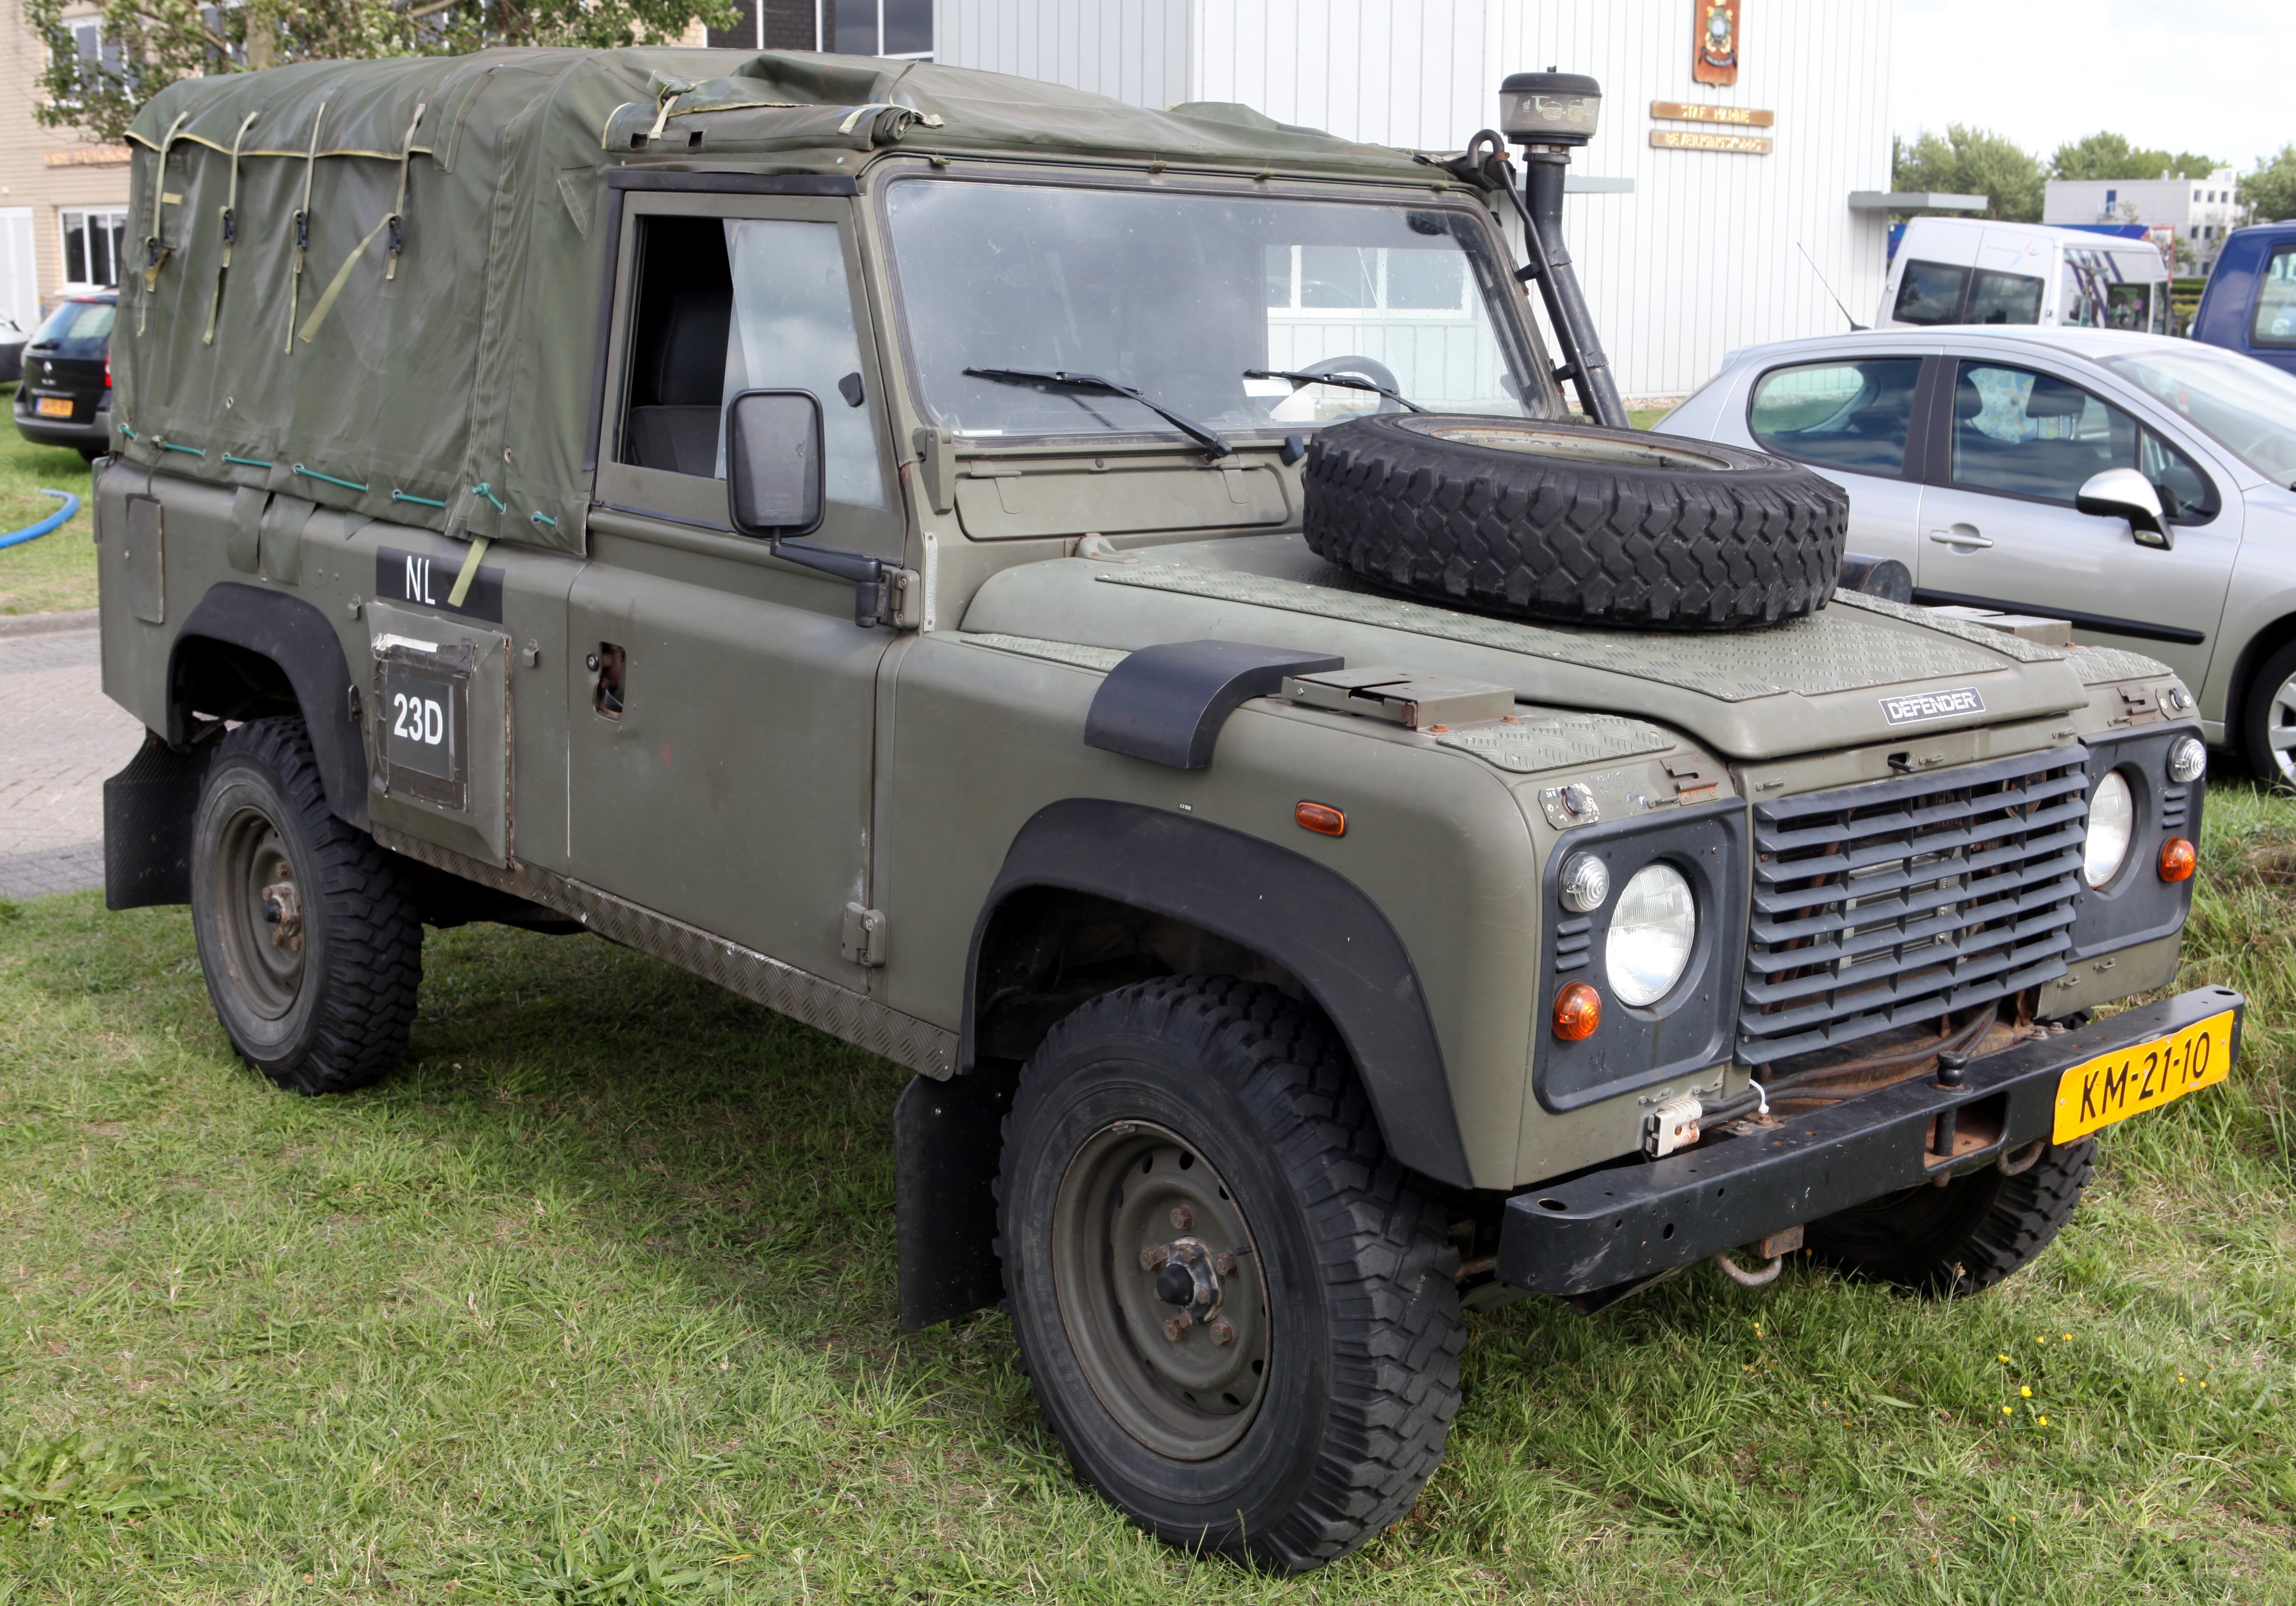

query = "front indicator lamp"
[1605,863,1696,1006]
[1552,981,1602,1041]
[2084,771,2134,889]
[2168,736,2207,784]
[2159,837,2197,882]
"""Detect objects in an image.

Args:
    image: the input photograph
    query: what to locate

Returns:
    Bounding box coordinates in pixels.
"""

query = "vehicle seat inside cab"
[621,216,733,477]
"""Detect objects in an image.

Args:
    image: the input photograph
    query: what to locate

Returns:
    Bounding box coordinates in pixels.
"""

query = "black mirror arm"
[766,537,890,626]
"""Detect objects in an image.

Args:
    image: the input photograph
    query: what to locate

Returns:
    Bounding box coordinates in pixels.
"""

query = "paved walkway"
[0,614,143,900]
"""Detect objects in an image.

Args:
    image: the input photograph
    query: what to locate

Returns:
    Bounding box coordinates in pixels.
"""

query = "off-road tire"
[1804,1138,2095,1296]
[997,976,1464,1571]
[1302,413,1849,630]
[189,716,421,1094]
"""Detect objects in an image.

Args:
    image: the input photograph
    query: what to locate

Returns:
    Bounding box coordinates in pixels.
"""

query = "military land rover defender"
[94,50,2241,1570]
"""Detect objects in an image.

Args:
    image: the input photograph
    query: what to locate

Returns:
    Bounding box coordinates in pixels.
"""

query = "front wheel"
[1805,1138,2095,1296]
[189,716,422,1094]
[997,977,1463,1571]
[2241,638,2296,788]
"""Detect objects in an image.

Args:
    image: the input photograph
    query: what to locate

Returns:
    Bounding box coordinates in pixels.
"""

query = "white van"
[1877,217,2170,334]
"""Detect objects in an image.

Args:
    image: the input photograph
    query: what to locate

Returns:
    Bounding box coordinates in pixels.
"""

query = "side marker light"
[1295,801,1346,837]
[2158,837,2196,882]
[1552,981,1601,1042]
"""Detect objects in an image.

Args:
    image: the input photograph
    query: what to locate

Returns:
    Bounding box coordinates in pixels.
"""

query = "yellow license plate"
[2053,1010,2234,1144]
[34,395,73,418]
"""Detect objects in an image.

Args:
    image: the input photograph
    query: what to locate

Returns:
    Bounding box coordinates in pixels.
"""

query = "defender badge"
[1881,687,1985,725]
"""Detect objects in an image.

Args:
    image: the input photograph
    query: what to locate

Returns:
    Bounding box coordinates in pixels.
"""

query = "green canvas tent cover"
[117,48,1433,553]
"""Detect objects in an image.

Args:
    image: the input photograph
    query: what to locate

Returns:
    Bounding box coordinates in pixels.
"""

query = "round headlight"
[2085,771,2134,889]
[1605,863,1696,1007]
[2168,736,2207,784]
[1560,853,1610,913]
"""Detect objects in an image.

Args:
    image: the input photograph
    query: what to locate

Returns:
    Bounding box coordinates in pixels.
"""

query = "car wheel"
[1805,1138,2094,1296]
[2241,639,2296,788]
[189,716,422,1094]
[997,976,1463,1571]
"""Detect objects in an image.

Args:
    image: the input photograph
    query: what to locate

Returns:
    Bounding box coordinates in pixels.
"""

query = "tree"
[2050,131,2216,182]
[27,0,740,147]
[2242,145,2296,223]
[1893,125,2045,222]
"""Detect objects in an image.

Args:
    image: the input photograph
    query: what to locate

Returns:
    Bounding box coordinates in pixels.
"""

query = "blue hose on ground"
[0,490,81,550]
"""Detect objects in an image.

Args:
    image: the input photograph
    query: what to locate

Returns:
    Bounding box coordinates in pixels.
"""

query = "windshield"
[882,179,1539,443]
[31,298,114,356]
[2099,344,2296,488]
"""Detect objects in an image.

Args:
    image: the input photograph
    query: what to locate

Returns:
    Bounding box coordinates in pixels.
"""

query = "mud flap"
[894,1068,1015,1331]
[103,732,210,910]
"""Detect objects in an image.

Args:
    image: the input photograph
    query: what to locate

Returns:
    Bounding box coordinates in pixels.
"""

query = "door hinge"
[842,902,887,967]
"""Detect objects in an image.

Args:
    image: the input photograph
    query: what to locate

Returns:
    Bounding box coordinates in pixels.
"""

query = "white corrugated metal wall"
[934,0,1894,400]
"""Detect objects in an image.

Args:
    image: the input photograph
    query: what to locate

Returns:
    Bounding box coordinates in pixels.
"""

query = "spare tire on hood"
[1302,414,1849,631]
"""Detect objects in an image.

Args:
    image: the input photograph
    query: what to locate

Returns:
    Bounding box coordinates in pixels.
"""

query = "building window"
[707,0,931,56]
[61,209,128,287]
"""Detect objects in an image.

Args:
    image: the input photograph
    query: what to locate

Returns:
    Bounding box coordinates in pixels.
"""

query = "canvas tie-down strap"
[297,102,427,345]
[284,103,327,355]
[202,112,261,347]
[136,113,189,336]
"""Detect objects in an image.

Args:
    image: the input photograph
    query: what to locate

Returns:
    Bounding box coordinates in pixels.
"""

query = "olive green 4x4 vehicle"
[97,50,2241,1571]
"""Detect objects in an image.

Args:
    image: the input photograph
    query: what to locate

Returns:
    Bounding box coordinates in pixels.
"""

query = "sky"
[1890,0,2295,174]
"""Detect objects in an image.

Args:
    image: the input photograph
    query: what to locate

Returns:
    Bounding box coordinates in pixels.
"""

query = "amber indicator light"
[2159,836,2196,882]
[1552,981,1602,1041]
[1296,801,1347,837]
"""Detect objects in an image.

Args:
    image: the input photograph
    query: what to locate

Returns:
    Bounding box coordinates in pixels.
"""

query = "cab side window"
[1747,358,1921,476]
[2253,246,2296,349]
[1950,362,2216,521]
[1963,268,2042,325]
[620,217,734,477]
[1892,259,1968,325]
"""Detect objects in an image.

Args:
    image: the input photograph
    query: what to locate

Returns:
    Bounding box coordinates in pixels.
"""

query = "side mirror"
[724,389,823,539]
[2076,467,2172,550]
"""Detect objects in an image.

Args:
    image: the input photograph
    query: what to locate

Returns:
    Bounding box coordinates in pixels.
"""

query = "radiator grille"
[1741,746,2088,1064]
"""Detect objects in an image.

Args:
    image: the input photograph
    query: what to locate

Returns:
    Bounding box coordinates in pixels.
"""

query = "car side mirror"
[2076,467,2172,550]
[724,389,824,539]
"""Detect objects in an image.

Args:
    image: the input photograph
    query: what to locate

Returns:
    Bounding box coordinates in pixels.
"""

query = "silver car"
[1660,327,2296,781]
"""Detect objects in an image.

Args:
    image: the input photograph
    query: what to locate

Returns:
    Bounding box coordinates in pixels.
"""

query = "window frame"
[1925,356,2222,526]
[1740,353,1934,482]
[2250,244,2296,351]
[591,180,904,558]
[58,207,129,289]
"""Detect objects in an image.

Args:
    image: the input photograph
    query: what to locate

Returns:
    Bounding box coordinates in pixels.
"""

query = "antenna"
[1797,241,1869,332]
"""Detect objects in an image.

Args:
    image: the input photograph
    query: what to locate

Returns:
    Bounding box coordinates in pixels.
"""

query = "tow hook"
[1712,1224,1805,1287]
[1141,1237,1237,1343]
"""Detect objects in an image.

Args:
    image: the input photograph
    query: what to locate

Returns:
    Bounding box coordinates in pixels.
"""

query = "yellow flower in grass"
[2021,1386,2033,1398]
[2038,1417,2049,1426]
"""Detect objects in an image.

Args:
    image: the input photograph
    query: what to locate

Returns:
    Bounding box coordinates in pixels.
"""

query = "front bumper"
[1498,985,2244,1297]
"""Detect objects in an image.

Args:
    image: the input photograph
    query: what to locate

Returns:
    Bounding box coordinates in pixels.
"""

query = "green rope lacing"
[391,490,447,508]
[530,511,558,528]
[222,453,272,468]
[157,441,204,457]
[467,482,506,513]
[293,463,368,493]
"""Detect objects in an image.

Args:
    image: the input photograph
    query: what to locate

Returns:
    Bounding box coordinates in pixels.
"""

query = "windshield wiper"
[1245,368,1426,413]
[964,367,1234,457]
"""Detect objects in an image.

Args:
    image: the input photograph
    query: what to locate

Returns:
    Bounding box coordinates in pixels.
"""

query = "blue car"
[2190,224,2296,375]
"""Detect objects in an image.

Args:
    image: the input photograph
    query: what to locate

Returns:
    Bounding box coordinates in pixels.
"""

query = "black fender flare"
[172,582,367,826]
[964,798,1471,1186]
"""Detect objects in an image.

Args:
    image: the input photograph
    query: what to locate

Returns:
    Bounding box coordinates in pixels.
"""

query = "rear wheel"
[998,977,1463,1571]
[1805,1138,2095,1296]
[189,716,422,1094]
[2240,638,2296,787]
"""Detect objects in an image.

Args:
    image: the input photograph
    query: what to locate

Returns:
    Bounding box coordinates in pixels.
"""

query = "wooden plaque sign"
[1693,1,1741,86]
[1650,101,1774,127]
[1650,130,1773,155]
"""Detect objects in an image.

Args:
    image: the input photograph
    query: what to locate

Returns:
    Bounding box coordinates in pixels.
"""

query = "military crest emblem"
[1694,1,1741,85]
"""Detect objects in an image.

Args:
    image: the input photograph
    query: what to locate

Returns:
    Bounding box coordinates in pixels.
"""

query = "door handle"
[1927,525,1993,549]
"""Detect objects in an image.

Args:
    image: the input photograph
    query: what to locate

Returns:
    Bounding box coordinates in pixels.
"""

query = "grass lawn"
[2,781,2289,1603]
[0,383,99,616]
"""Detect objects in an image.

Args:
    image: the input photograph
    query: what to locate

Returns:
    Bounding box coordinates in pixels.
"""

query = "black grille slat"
[1740,746,2087,1064]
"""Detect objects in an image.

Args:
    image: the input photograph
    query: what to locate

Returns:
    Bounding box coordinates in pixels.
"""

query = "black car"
[13,291,115,460]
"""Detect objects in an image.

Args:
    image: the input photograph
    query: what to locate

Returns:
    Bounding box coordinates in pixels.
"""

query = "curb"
[0,608,99,639]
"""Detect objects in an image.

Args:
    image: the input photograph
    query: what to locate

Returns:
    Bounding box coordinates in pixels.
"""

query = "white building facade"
[2043,170,2244,270]
[925,0,1898,400]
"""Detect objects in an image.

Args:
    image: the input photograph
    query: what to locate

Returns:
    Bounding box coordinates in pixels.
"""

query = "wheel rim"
[209,803,306,1021]
[1396,416,1735,472]
[2266,671,2296,785]
[1050,1120,1271,1461]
